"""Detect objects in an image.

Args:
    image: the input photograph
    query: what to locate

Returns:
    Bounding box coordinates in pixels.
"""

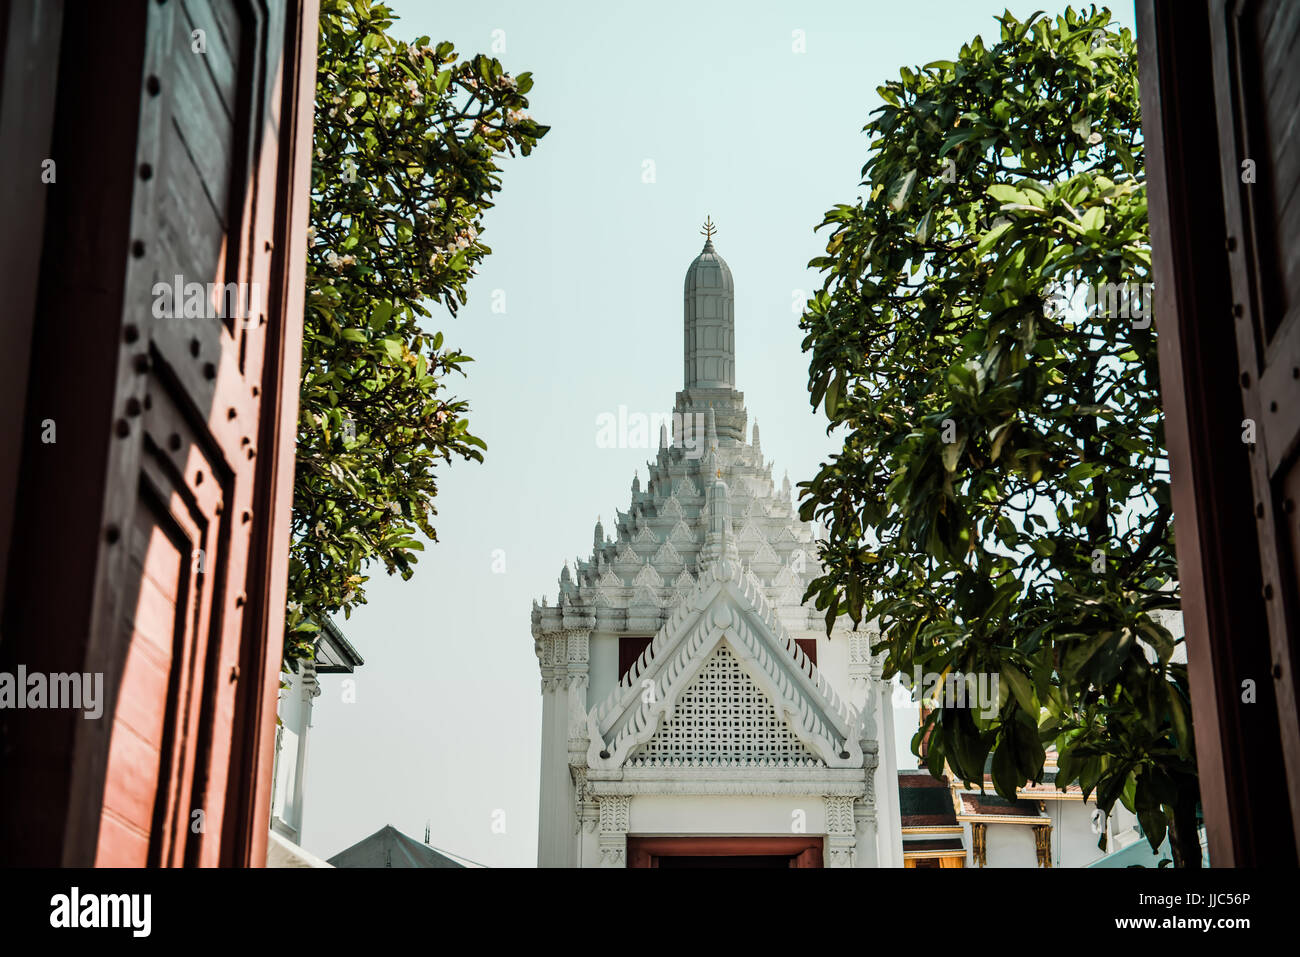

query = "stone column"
[564,630,589,869]
[536,634,562,867]
[853,784,878,867]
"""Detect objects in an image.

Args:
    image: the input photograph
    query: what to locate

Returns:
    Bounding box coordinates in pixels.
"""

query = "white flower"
[325,250,341,268]
[505,109,527,126]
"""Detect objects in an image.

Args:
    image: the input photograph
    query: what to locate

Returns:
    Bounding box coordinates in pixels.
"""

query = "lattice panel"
[633,645,819,765]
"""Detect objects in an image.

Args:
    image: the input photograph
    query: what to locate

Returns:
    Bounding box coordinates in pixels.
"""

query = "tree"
[798,7,1199,864]
[286,0,547,661]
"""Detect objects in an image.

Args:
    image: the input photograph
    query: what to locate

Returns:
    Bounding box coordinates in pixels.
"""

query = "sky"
[302,0,1140,868]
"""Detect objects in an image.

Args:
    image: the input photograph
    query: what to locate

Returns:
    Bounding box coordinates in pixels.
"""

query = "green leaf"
[1001,664,1035,713]
[976,220,1011,255]
[889,169,918,211]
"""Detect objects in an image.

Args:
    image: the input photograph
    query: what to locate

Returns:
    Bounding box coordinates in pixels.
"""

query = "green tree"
[798,7,1199,864]
[287,0,546,660]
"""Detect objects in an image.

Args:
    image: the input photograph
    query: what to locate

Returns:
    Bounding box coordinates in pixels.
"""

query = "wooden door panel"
[1211,0,1300,851]
[96,366,229,866]
[0,0,314,867]
[79,0,300,866]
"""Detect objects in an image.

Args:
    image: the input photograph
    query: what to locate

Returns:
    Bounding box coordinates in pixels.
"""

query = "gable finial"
[700,216,717,242]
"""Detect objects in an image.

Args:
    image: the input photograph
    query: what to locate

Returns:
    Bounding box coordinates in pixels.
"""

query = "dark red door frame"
[1136,0,1299,865]
[627,836,824,868]
[0,0,317,867]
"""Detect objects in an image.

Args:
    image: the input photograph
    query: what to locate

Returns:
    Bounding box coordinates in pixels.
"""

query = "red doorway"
[627,836,823,868]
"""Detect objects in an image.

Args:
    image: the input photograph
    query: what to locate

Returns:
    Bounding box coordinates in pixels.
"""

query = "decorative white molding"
[673,477,700,499]
[652,539,683,568]
[825,795,856,834]
[633,563,664,588]
[668,520,694,545]
[597,795,631,867]
[825,795,858,867]
[586,774,869,798]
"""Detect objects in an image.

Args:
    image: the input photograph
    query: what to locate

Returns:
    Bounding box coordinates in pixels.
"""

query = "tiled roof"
[327,825,467,869]
[898,771,958,827]
[901,837,965,853]
[1016,770,1084,798]
[957,791,1046,820]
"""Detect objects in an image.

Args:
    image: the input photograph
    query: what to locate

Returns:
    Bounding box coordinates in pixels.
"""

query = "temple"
[530,224,903,867]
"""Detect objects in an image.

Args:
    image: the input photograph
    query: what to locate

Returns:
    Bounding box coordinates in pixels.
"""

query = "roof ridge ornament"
[700,215,717,243]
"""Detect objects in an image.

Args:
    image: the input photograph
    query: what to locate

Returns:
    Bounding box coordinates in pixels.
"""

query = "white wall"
[629,794,827,835]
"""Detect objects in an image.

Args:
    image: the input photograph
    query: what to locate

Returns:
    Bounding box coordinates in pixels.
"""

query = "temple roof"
[956,791,1048,822]
[534,224,829,637]
[585,542,869,771]
[327,825,468,869]
[684,239,734,296]
[899,771,960,827]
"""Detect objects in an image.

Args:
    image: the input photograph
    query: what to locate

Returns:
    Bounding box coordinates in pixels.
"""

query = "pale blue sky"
[302,0,1138,867]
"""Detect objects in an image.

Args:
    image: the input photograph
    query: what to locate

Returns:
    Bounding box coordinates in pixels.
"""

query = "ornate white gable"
[668,520,694,544]
[633,563,663,588]
[629,644,820,768]
[586,566,865,770]
[652,540,683,567]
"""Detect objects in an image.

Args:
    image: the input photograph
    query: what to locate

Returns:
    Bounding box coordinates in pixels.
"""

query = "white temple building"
[530,224,903,867]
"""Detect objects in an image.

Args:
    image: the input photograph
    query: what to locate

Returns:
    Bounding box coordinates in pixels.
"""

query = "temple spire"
[700,470,740,571]
[682,221,735,391]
